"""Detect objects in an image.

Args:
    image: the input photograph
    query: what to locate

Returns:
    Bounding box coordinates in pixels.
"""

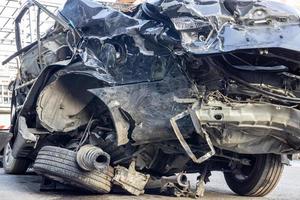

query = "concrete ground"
[0,162,300,200]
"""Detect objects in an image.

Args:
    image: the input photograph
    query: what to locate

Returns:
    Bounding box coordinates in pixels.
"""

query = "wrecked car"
[1,0,300,197]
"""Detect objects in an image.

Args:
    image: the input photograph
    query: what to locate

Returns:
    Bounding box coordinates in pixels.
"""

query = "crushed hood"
[59,0,300,55]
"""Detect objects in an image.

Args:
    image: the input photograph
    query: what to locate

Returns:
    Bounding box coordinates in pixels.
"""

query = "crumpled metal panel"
[60,0,178,85]
[89,67,195,145]
[159,0,300,54]
[193,101,300,154]
[16,0,300,156]
[60,0,140,37]
[57,0,300,79]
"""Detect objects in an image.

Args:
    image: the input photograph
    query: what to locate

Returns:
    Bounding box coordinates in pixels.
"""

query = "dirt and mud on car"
[1,0,300,197]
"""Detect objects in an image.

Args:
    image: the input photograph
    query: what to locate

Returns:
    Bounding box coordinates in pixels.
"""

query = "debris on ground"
[113,160,150,196]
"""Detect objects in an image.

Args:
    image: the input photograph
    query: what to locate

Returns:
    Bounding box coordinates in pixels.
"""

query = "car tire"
[224,154,283,197]
[33,146,114,193]
[3,142,30,174]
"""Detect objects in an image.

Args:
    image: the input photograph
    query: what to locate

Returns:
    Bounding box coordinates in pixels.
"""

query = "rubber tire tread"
[224,154,283,197]
[33,146,114,193]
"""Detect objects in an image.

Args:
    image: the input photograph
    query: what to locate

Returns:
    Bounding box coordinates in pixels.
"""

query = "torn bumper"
[191,101,300,155]
[169,100,300,166]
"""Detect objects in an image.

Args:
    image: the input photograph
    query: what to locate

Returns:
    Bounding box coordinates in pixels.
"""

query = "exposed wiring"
[76,114,97,151]
[209,56,300,104]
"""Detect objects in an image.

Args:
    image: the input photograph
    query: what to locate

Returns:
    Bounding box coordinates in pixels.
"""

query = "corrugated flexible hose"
[76,144,111,171]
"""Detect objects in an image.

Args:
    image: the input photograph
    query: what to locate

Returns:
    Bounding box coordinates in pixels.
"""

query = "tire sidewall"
[226,154,266,194]
[224,154,282,196]
[3,142,16,172]
[34,146,113,193]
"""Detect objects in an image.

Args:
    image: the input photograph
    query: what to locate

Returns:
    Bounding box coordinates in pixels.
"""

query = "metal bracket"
[170,103,215,164]
[195,164,209,198]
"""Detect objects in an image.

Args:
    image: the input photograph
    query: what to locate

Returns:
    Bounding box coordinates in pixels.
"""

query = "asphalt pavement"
[0,162,300,200]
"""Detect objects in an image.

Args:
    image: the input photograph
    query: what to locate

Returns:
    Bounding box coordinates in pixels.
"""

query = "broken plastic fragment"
[113,160,150,196]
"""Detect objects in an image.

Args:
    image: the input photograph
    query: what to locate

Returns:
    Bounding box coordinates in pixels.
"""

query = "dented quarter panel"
[89,66,195,145]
